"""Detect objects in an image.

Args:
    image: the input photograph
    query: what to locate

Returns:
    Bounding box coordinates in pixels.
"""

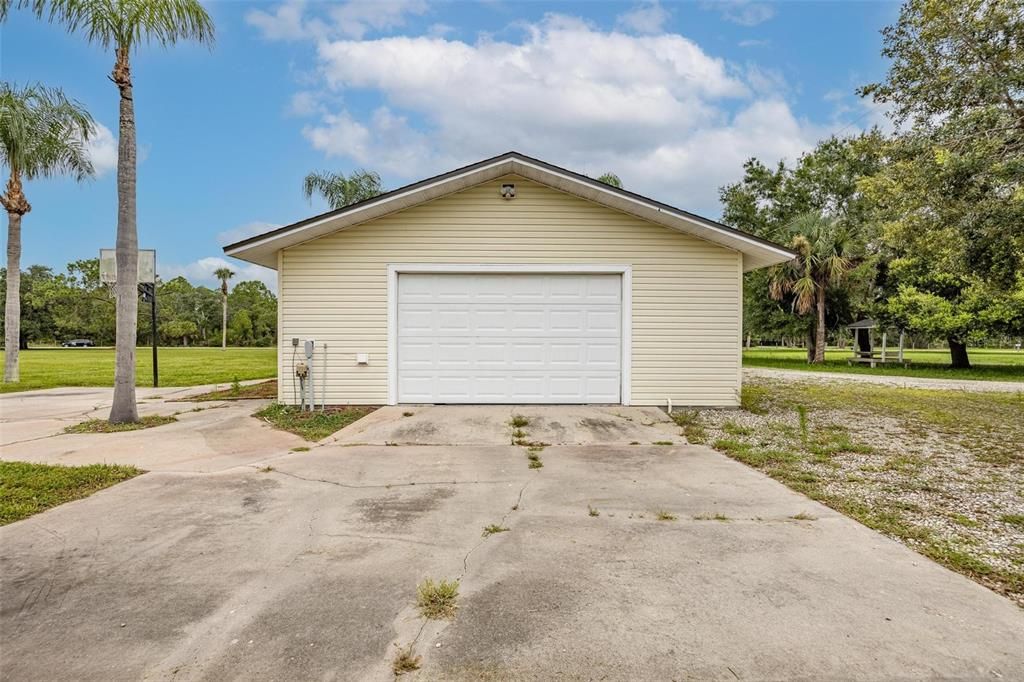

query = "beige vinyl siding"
[278,175,742,407]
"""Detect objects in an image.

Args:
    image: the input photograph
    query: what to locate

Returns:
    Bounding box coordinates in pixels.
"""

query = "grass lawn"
[0,347,277,393]
[0,461,143,525]
[255,402,376,441]
[679,379,1024,606]
[743,347,1024,382]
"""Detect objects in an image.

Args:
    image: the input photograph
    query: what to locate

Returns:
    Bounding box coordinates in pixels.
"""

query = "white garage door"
[397,273,622,403]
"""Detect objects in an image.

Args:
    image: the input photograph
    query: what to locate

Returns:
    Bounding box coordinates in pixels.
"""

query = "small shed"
[846,319,909,367]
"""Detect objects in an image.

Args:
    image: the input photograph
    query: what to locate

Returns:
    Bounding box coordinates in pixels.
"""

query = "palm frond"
[11,0,214,50]
[0,82,95,184]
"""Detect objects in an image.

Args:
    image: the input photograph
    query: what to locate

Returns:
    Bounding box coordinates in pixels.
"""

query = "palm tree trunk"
[813,284,826,363]
[109,47,140,423]
[806,328,815,363]
[4,206,23,382]
[221,292,227,349]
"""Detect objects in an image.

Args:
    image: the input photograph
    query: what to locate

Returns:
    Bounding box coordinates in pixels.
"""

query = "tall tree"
[768,213,858,363]
[859,0,1024,367]
[214,266,233,350]
[0,82,93,382]
[7,0,215,420]
[303,169,383,210]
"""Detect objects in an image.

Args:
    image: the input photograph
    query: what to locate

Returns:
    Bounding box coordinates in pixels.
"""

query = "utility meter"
[304,339,315,360]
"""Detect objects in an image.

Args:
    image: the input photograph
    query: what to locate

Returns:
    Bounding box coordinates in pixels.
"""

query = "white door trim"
[387,263,632,405]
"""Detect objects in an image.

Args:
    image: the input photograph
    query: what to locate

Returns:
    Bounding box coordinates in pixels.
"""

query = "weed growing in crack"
[402,411,414,417]
[258,466,274,473]
[791,512,818,521]
[652,441,673,446]
[510,415,530,428]
[416,578,459,620]
[588,505,600,517]
[526,451,544,469]
[694,513,730,521]
[482,524,510,537]
[392,645,421,675]
[291,446,310,452]
[656,510,677,521]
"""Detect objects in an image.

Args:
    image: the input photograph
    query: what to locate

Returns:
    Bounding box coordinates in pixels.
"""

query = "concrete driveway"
[1,398,1022,681]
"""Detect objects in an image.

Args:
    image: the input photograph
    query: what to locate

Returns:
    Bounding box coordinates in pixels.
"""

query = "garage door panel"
[397,273,622,404]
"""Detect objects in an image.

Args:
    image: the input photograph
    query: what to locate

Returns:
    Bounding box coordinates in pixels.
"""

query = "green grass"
[482,524,510,537]
[63,414,178,434]
[255,403,375,442]
[0,461,143,524]
[0,347,277,393]
[743,347,1024,382]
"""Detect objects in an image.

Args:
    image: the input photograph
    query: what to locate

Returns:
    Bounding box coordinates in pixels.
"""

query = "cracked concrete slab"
[2,442,1022,681]
[328,404,684,446]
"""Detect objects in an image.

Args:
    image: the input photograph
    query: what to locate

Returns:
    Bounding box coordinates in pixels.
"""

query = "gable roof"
[223,151,795,271]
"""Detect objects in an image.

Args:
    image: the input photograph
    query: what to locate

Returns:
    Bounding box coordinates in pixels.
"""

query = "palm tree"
[768,212,856,364]
[6,0,215,422]
[214,267,234,350]
[303,169,383,210]
[0,83,94,382]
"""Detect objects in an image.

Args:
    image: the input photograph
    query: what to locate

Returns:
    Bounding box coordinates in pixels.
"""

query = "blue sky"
[2,0,899,289]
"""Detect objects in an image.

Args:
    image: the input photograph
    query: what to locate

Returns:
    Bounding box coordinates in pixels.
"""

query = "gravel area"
[744,366,1024,393]
[685,378,1024,607]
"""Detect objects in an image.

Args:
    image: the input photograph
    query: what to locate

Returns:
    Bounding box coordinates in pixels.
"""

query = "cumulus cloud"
[85,122,117,176]
[295,14,832,215]
[161,256,277,292]
[616,1,670,35]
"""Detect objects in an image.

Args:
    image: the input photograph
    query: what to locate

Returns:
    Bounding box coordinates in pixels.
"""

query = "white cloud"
[287,91,323,117]
[216,221,281,247]
[715,1,776,27]
[246,0,427,41]
[296,14,836,215]
[330,0,428,39]
[161,256,277,292]
[85,122,117,177]
[245,0,310,41]
[616,1,670,35]
[738,38,770,48]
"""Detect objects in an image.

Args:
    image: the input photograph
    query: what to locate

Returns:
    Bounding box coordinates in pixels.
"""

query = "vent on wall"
[500,183,516,199]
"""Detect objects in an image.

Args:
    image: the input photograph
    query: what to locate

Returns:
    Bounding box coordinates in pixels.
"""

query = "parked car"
[61,339,95,347]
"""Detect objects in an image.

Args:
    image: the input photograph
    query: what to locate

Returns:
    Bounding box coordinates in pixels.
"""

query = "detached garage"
[224,152,793,408]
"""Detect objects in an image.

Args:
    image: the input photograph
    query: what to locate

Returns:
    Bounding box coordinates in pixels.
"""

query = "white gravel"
[744,366,1024,393]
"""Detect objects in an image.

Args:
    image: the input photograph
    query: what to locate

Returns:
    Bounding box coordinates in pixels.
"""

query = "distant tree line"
[0,258,276,348]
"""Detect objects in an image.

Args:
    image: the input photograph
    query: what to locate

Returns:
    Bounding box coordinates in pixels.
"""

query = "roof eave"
[223,152,795,271]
